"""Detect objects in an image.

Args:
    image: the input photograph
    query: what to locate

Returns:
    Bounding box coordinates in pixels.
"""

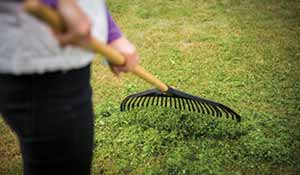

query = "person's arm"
[106,9,139,75]
[106,9,122,44]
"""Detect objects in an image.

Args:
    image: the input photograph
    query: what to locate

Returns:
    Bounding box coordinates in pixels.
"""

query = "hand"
[54,0,92,46]
[108,37,139,75]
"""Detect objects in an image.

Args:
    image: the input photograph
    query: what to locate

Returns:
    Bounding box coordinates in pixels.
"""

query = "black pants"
[0,65,94,175]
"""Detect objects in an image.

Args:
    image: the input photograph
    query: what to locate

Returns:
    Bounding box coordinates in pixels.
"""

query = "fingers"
[109,65,119,75]
[109,51,139,75]
[55,0,92,46]
[125,52,139,71]
[108,37,139,75]
[55,24,91,46]
[120,51,139,72]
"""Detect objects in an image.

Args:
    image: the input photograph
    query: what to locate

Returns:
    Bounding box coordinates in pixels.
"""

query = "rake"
[24,0,241,122]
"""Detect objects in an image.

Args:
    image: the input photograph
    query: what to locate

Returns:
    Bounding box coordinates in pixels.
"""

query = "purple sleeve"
[42,0,57,8]
[106,8,123,43]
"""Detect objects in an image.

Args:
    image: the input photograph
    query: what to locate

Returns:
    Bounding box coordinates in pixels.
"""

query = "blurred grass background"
[1,0,299,174]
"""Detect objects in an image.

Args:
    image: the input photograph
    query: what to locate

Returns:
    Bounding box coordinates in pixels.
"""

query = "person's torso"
[0,0,108,75]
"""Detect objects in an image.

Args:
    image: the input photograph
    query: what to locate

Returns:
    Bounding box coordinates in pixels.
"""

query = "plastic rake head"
[120,86,241,122]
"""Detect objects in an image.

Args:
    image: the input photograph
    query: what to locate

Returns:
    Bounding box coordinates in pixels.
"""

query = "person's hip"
[0,64,92,116]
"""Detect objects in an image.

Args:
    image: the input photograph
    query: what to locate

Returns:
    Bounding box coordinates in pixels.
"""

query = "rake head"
[120,86,241,122]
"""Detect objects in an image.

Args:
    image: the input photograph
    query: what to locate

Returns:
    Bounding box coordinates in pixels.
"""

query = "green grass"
[1,0,299,174]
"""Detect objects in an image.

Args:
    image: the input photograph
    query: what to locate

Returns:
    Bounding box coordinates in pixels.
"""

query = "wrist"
[109,37,136,54]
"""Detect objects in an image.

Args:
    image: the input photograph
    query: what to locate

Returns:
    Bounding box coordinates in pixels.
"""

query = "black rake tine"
[145,96,151,107]
[192,100,201,113]
[139,97,145,107]
[174,98,177,109]
[125,97,135,111]
[210,104,222,117]
[165,97,168,107]
[181,98,184,110]
[185,99,191,112]
[215,105,223,117]
[156,97,160,106]
[120,100,125,111]
[219,106,231,118]
[216,104,230,119]
[206,104,215,116]
[224,106,237,120]
[183,99,187,110]
[210,103,222,117]
[170,97,173,108]
[121,96,130,111]
[195,101,205,114]
[162,97,166,107]
[229,110,236,120]
[158,97,161,106]
[152,97,157,106]
[181,98,186,110]
[202,103,211,115]
[159,97,163,106]
[133,97,139,107]
[136,97,142,107]
[178,98,183,110]
[204,104,211,115]
[186,99,191,111]
[148,97,153,106]
[188,100,196,112]
[140,97,147,107]
[135,97,143,107]
[191,100,198,112]
[157,97,161,106]
[129,97,136,109]
[151,97,156,106]
[153,97,158,106]
[130,97,139,110]
[127,97,135,110]
[205,101,227,118]
[230,109,240,121]
[218,104,240,121]
[184,99,191,111]
[193,100,200,112]
[179,98,184,110]
[198,101,206,114]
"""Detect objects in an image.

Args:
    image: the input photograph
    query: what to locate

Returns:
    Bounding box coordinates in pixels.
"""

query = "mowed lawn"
[1,0,299,174]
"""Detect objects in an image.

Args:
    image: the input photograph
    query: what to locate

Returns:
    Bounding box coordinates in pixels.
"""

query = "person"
[0,0,139,174]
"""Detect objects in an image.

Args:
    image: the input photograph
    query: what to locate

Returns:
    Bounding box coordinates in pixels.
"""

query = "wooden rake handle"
[24,0,168,92]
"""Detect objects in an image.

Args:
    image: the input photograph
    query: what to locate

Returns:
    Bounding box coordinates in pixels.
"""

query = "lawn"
[1,0,299,174]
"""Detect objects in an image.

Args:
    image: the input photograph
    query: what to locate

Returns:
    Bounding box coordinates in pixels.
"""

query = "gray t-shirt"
[0,0,108,75]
